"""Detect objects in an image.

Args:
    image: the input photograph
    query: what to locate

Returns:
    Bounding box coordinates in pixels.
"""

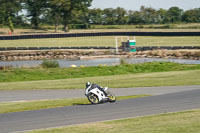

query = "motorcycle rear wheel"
[88,93,99,104]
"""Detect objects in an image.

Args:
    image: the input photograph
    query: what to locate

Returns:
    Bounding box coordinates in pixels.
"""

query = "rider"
[86,82,107,96]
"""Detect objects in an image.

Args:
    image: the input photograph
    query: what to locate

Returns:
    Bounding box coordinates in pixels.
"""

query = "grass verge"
[1,24,200,35]
[1,62,200,83]
[93,23,200,29]
[0,69,200,90]
[0,95,149,114]
[24,109,200,133]
[0,36,200,47]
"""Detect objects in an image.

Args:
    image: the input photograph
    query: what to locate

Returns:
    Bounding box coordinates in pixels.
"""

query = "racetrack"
[0,88,200,133]
[1,85,200,102]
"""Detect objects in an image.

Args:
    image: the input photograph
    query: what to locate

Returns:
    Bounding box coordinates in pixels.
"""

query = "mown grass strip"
[0,36,200,47]
[0,95,150,114]
[93,23,200,29]
[1,25,200,35]
[24,109,200,133]
[1,70,200,90]
[1,62,200,83]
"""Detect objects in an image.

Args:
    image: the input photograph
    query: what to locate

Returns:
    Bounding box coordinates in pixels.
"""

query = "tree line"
[91,6,200,25]
[0,0,92,32]
[0,0,200,33]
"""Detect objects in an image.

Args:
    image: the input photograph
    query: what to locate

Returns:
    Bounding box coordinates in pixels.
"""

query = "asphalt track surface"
[0,88,200,133]
[1,85,200,102]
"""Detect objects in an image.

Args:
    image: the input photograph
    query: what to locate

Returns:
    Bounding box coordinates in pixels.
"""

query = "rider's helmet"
[86,82,91,88]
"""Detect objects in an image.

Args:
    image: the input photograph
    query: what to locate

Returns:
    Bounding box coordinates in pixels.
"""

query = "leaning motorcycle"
[85,86,116,104]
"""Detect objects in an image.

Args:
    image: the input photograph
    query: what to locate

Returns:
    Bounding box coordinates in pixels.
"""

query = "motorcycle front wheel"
[88,93,99,104]
[106,91,116,103]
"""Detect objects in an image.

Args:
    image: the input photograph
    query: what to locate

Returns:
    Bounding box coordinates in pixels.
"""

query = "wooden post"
[115,37,118,54]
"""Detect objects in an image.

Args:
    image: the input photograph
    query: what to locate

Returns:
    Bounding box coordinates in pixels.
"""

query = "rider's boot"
[102,89,107,96]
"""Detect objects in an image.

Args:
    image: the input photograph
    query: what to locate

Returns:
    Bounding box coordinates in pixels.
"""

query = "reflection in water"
[0,58,200,68]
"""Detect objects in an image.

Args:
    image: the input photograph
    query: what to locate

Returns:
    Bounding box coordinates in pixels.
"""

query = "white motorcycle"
[85,86,116,104]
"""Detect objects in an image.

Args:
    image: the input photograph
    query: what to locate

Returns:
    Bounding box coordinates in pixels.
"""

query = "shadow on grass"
[71,101,117,106]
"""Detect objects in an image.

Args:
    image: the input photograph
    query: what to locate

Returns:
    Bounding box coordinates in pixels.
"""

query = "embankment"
[0,49,200,61]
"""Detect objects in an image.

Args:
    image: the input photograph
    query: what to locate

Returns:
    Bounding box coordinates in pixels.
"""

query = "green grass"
[1,69,200,90]
[1,24,200,35]
[0,95,149,114]
[136,36,200,46]
[0,36,115,47]
[41,60,60,68]
[1,62,200,91]
[1,62,200,83]
[93,23,200,29]
[0,36,200,47]
[24,109,200,133]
